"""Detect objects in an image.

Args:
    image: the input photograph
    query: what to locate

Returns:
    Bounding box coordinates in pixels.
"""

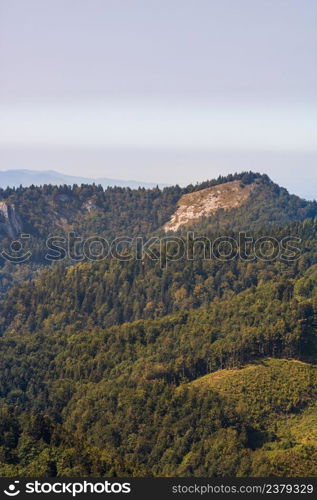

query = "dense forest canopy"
[0,172,317,477]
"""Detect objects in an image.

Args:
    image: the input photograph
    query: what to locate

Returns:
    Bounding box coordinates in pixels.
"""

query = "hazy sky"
[0,0,316,197]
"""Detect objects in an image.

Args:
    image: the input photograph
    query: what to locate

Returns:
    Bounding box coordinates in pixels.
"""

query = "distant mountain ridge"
[0,169,165,189]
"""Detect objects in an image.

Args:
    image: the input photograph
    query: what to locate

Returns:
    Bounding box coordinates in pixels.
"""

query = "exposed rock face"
[0,201,23,238]
[83,199,98,213]
[163,180,254,232]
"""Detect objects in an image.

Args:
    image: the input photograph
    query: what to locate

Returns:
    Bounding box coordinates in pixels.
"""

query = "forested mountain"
[0,172,316,295]
[0,172,317,477]
[0,172,315,243]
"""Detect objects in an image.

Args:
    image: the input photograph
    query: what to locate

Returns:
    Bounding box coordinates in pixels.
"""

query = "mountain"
[0,169,165,190]
[0,171,317,477]
[0,171,316,297]
[0,172,315,241]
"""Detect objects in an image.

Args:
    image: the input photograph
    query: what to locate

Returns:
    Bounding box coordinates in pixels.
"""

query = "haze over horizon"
[0,0,316,199]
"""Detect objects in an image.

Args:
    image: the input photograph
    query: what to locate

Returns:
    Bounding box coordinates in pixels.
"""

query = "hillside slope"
[0,273,316,476]
[0,330,317,477]
[0,172,317,477]
[1,217,316,332]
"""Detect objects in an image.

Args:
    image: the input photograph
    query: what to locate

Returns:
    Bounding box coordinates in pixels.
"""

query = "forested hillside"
[0,172,316,296]
[0,267,316,475]
[1,218,317,333]
[0,173,317,477]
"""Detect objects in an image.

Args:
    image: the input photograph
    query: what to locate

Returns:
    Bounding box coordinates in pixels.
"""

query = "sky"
[0,0,316,198]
